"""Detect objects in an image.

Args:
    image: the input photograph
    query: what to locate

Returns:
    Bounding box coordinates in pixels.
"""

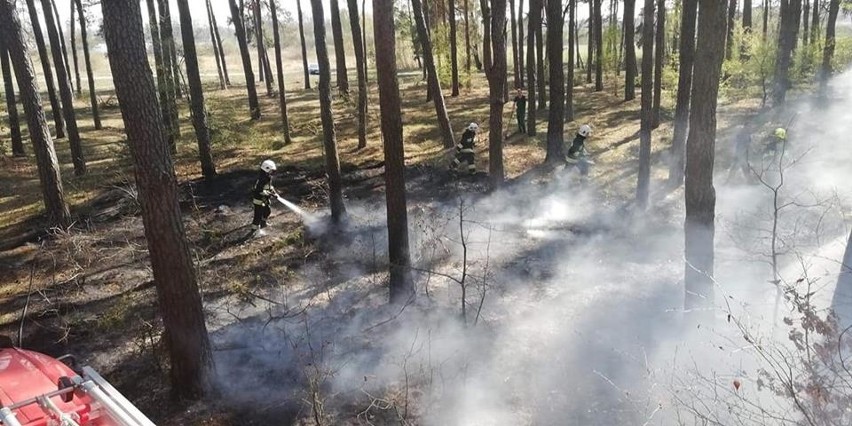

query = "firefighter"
[566,124,593,175]
[251,159,278,236]
[726,123,753,183]
[764,127,787,155]
[451,123,478,175]
[513,89,527,134]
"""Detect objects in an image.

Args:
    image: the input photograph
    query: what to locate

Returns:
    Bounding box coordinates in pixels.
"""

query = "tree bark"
[329,0,350,96]
[175,0,216,177]
[535,1,546,108]
[101,0,214,399]
[255,0,275,97]
[526,0,539,135]
[297,0,311,90]
[347,0,368,148]
[480,0,493,71]
[772,0,802,105]
[544,0,564,164]
[684,0,726,313]
[48,0,71,95]
[819,0,840,97]
[207,0,226,89]
[310,0,347,223]
[24,0,65,139]
[145,0,177,150]
[518,0,524,88]
[487,0,507,187]
[802,0,810,46]
[1,37,24,156]
[158,0,182,100]
[509,0,519,88]
[668,0,697,185]
[412,0,456,149]
[624,0,637,100]
[74,0,101,131]
[566,0,574,122]
[762,0,769,39]
[594,0,604,91]
[70,0,81,97]
[0,0,70,227]
[726,0,737,59]
[373,0,414,303]
[810,0,819,45]
[41,0,85,176]
[270,0,291,144]
[743,0,752,29]
[652,0,665,128]
[587,0,593,84]
[464,0,472,72]
[450,0,460,96]
[637,0,653,208]
[209,0,231,85]
[229,0,261,119]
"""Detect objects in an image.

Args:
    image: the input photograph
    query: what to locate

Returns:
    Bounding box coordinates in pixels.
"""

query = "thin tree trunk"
[819,0,840,97]
[668,0,697,185]
[545,0,564,164]
[69,0,81,96]
[587,1,593,83]
[75,0,101,131]
[810,0,819,45]
[450,0,460,96]
[24,0,65,139]
[362,0,368,84]
[41,0,85,175]
[762,0,769,39]
[0,0,70,227]
[652,0,665,128]
[207,0,226,89]
[175,0,216,177]
[518,0,524,88]
[802,0,810,46]
[209,0,231,85]
[101,0,214,399]
[373,0,414,303]
[526,0,539,135]
[256,1,265,83]
[425,0,433,102]
[566,0,574,122]
[145,0,176,149]
[412,0,456,148]
[624,0,637,100]
[773,0,802,105]
[744,0,752,28]
[255,0,274,97]
[464,0,472,72]
[0,39,24,156]
[480,0,493,71]
[536,2,545,109]
[330,0,350,95]
[347,0,368,148]
[158,0,182,100]
[270,0,292,144]
[310,0,347,222]
[684,0,726,313]
[49,0,71,95]
[637,0,653,208]
[230,0,261,119]
[726,0,736,59]
[594,0,603,91]
[488,0,508,187]
[297,0,311,89]
[150,0,181,145]
[509,0,519,88]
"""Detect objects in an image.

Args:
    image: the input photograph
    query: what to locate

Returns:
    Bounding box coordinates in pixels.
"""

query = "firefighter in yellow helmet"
[765,127,787,155]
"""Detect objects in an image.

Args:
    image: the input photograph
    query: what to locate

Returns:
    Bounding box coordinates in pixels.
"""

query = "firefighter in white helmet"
[451,122,478,175]
[566,124,592,161]
[251,159,278,236]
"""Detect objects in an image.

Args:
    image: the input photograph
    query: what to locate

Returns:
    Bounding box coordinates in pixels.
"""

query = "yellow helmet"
[773,127,787,140]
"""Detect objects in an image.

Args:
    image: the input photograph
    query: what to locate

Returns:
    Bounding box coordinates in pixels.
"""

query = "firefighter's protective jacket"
[457,129,476,154]
[566,134,587,160]
[252,171,276,206]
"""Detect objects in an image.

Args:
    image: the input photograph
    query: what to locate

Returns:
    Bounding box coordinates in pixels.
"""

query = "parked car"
[308,64,320,75]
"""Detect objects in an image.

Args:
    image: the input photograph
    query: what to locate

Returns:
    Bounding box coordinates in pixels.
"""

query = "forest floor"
[0,70,795,425]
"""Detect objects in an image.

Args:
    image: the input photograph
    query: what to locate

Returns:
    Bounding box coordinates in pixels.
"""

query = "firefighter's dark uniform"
[566,133,587,160]
[452,129,477,174]
[514,94,527,134]
[251,170,276,230]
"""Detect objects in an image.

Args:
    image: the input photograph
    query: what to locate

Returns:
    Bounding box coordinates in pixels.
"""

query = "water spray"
[276,195,316,223]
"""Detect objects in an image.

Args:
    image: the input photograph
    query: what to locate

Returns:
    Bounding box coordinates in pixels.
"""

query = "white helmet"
[578,124,592,137]
[260,159,277,173]
[467,122,479,132]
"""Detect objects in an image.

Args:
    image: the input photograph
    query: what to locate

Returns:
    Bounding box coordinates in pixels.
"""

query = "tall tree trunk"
[535,2,545,109]
[145,0,176,149]
[412,0,456,148]
[802,0,810,46]
[373,0,414,303]
[229,0,261,119]
[330,0,350,96]
[587,0,593,84]
[101,0,214,399]
[175,0,216,177]
[424,0,434,102]
[594,0,604,91]
[833,230,852,323]
[668,0,697,185]
[566,0,575,122]
[256,0,275,97]
[362,0,368,84]
[684,0,726,313]
[70,0,81,97]
[49,0,71,95]
[464,0,472,72]
[24,0,65,139]
[207,0,226,89]
[41,0,85,175]
[255,1,265,82]
[0,0,70,227]
[75,0,101,131]
[310,0,347,222]
[488,0,508,187]
[209,0,231,85]
[652,0,665,128]
[743,0,752,29]
[509,0,519,88]
[270,0,292,144]
[526,0,539,135]
[544,0,564,164]
[637,0,653,208]
[158,0,182,100]
[773,0,802,105]
[450,0,460,96]
[1,39,24,156]
[726,0,736,59]
[518,0,524,87]
[819,0,840,97]
[762,0,769,39]
[297,0,311,89]
[480,0,493,71]
[810,0,819,45]
[624,0,636,100]
[347,0,368,149]
[150,0,181,146]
